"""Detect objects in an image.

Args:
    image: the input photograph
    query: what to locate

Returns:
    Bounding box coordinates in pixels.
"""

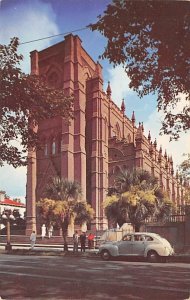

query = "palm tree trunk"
[61,217,69,251]
[62,231,68,251]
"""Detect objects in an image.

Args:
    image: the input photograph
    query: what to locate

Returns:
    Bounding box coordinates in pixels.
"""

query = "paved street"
[0,254,190,300]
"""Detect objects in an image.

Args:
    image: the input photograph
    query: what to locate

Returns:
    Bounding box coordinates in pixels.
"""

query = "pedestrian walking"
[48,224,53,239]
[88,232,95,249]
[73,230,79,252]
[41,224,46,239]
[30,231,36,250]
[80,232,86,252]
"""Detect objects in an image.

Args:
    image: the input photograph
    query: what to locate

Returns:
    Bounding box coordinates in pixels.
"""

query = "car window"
[122,235,132,241]
[144,235,153,241]
[134,235,143,241]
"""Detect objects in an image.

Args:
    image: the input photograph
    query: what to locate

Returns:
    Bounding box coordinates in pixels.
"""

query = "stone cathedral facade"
[26,34,185,234]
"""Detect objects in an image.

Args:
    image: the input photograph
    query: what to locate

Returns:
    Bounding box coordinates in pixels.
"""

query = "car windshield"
[134,235,144,241]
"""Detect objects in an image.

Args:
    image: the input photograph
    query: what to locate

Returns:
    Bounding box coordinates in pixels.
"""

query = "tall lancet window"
[44,143,48,156]
[52,139,56,155]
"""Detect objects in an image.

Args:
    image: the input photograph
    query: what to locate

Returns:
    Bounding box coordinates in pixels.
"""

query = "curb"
[0,249,99,258]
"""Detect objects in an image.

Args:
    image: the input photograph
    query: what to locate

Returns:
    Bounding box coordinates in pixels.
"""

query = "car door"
[132,234,146,256]
[117,234,133,255]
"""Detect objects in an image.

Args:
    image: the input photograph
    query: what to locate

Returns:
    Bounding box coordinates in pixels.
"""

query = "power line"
[19,25,90,45]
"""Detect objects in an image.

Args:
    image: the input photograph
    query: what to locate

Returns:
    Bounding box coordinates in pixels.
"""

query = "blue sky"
[0,0,189,201]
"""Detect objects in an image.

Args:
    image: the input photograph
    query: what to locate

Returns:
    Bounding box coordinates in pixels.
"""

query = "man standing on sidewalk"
[80,232,86,252]
[30,231,36,250]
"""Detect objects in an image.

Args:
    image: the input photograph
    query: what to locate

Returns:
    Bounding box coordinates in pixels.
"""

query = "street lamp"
[2,210,15,251]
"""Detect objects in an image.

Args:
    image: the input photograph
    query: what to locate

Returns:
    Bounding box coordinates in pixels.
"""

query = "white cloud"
[143,95,190,171]
[0,0,59,198]
[106,66,131,107]
[0,0,59,73]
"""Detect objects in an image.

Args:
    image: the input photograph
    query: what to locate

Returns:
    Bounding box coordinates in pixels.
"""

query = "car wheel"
[147,250,159,263]
[101,250,111,261]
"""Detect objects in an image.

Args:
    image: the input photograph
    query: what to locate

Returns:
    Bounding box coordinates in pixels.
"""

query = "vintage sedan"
[99,232,174,262]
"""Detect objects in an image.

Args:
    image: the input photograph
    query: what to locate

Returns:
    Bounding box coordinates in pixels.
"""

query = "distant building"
[26,34,186,234]
[0,191,26,218]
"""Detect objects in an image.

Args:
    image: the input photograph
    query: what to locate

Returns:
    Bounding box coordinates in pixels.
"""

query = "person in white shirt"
[48,224,53,239]
[30,231,36,250]
[73,231,79,252]
[41,224,46,239]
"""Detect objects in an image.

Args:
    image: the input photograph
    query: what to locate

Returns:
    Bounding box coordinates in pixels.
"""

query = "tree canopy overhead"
[0,37,73,167]
[91,0,190,139]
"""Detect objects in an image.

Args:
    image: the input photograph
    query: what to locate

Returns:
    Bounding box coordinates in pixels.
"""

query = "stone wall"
[141,216,190,253]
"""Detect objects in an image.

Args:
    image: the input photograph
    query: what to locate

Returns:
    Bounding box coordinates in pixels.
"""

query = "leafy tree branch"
[90,0,190,139]
[0,38,74,167]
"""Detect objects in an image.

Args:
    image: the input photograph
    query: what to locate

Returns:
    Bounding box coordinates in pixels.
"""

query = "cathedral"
[26,34,185,234]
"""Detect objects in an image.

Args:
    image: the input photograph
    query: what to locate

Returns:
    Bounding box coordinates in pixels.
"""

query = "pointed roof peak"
[136,123,143,140]
[141,122,144,132]
[148,131,151,142]
[106,81,112,98]
[131,111,135,123]
[121,98,125,113]
[154,138,157,148]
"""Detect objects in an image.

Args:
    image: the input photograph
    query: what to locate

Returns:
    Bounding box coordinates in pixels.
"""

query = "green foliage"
[179,154,190,181]
[45,176,82,202]
[0,208,25,230]
[178,153,190,204]
[74,202,94,225]
[0,38,73,167]
[115,168,157,193]
[37,198,68,228]
[38,177,94,234]
[104,195,121,227]
[91,1,190,139]
[104,168,173,230]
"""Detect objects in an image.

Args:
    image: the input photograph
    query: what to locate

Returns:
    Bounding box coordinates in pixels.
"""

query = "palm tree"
[115,168,158,193]
[38,176,94,250]
[46,176,82,201]
[105,168,173,231]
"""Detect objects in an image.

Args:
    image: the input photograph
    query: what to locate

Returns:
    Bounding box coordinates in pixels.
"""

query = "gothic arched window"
[52,139,56,155]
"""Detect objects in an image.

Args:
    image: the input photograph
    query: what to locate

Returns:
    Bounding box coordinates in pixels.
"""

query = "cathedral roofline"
[31,34,100,70]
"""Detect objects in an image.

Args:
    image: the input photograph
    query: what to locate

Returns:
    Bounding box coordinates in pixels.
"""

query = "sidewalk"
[1,236,190,262]
[0,240,99,258]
